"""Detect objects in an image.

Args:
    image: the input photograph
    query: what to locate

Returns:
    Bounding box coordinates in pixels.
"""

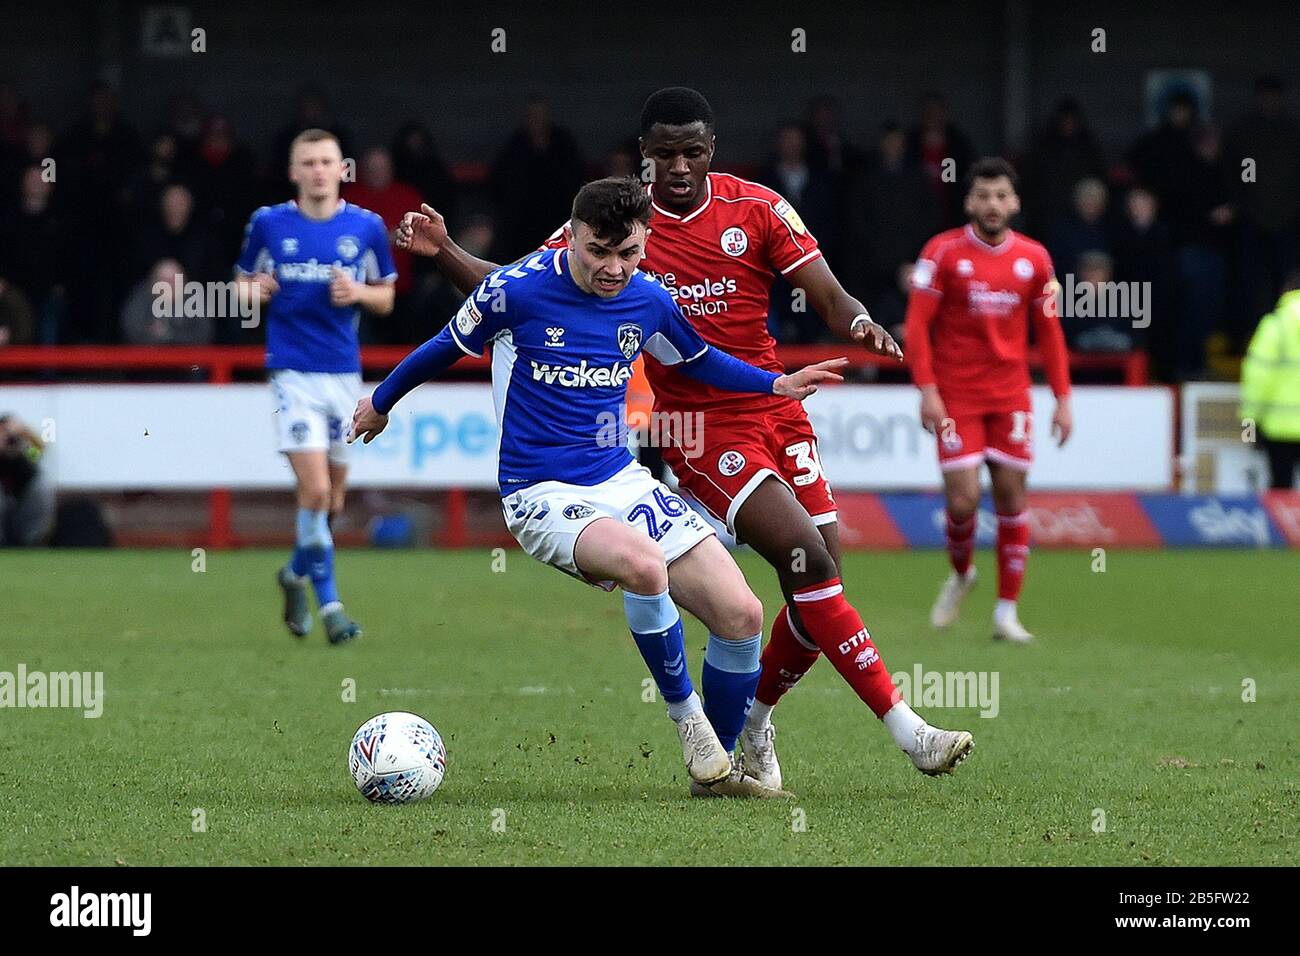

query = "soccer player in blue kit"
[236,129,397,644]
[350,178,844,794]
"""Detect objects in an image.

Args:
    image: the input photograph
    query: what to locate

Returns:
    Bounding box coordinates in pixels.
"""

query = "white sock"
[995,599,1017,621]
[666,691,704,723]
[882,700,926,751]
[320,601,343,616]
[746,700,774,729]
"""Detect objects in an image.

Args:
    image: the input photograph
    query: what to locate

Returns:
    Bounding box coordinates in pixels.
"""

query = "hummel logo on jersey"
[617,323,642,359]
[530,359,634,388]
[281,237,298,255]
[545,327,565,347]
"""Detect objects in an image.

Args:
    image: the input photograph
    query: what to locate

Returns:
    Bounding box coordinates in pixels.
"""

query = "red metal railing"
[0,345,1147,547]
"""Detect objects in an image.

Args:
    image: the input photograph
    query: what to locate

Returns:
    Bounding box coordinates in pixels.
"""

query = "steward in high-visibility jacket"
[1241,282,1300,488]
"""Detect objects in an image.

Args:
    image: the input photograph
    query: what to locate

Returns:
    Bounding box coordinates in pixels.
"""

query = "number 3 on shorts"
[785,440,824,487]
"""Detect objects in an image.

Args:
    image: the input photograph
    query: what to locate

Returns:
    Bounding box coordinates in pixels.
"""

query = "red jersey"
[904,225,1070,412]
[543,172,821,415]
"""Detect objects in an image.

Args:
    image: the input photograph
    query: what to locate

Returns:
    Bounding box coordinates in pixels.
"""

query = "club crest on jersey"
[957,258,974,276]
[718,450,747,477]
[616,323,642,359]
[773,199,807,235]
[1013,257,1034,280]
[720,226,749,257]
[336,235,360,260]
[281,237,299,255]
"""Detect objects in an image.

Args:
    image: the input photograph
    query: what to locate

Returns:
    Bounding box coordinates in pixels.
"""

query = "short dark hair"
[571,177,651,245]
[640,87,714,135]
[966,156,1019,192]
[289,127,340,157]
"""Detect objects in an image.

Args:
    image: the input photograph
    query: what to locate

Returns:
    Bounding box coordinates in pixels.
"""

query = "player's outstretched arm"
[396,203,500,297]
[676,345,847,402]
[790,258,903,361]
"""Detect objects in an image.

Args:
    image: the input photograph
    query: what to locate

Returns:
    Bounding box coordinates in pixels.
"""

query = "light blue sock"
[292,508,338,608]
[624,590,693,705]
[701,633,762,752]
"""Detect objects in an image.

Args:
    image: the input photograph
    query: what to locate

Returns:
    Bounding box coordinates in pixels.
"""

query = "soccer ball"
[349,711,447,804]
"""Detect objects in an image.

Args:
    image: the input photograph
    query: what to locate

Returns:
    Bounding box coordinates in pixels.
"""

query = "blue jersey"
[452,249,717,492]
[235,200,396,373]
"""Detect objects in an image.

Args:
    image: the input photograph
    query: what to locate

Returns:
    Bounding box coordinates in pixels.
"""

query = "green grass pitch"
[1,547,1295,866]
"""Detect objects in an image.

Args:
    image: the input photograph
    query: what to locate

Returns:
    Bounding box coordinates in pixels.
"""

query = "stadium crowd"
[0,77,1297,383]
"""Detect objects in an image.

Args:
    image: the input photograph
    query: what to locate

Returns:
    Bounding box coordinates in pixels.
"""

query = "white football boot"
[907,725,974,776]
[688,755,794,799]
[675,710,731,786]
[993,605,1034,643]
[738,719,783,790]
[930,567,977,628]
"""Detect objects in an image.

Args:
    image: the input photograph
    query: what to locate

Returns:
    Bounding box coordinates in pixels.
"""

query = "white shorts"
[270,370,362,463]
[502,461,716,590]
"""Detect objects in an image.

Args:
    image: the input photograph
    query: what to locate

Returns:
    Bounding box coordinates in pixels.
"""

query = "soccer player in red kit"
[398,88,973,792]
[904,157,1073,642]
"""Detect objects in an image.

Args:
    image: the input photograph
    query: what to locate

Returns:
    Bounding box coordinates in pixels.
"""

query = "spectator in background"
[165,92,207,181]
[119,257,214,345]
[846,120,935,338]
[907,90,975,228]
[1110,186,1179,380]
[489,99,584,257]
[343,146,422,342]
[1173,126,1234,380]
[1064,251,1134,352]
[1021,98,1107,234]
[0,414,55,547]
[191,115,256,256]
[0,82,30,220]
[128,183,219,296]
[1127,90,1201,244]
[390,122,456,222]
[1047,177,1111,278]
[55,81,141,342]
[1240,271,1300,488]
[0,278,34,346]
[803,95,866,180]
[1225,75,1300,346]
[125,130,183,224]
[600,139,640,179]
[761,121,839,343]
[1,165,66,344]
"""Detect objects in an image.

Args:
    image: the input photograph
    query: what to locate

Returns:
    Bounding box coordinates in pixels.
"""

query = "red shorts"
[661,405,836,536]
[936,399,1034,472]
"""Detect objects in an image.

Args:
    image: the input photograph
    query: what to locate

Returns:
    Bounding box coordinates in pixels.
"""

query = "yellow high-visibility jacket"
[1242,289,1300,441]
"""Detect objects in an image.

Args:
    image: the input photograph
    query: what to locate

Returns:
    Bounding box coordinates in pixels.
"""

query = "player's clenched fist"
[329,266,361,307]
[349,395,388,444]
[248,272,278,302]
[395,203,448,257]
[919,385,947,435]
[774,357,848,401]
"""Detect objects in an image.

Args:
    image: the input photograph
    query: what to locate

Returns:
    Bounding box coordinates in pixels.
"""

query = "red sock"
[996,511,1030,600]
[790,579,900,718]
[946,509,976,576]
[755,605,822,706]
